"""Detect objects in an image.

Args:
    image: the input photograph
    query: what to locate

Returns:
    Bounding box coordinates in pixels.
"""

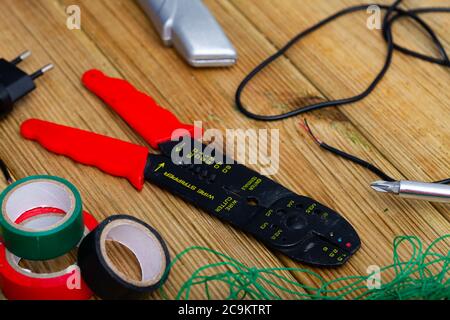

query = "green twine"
[160,235,450,300]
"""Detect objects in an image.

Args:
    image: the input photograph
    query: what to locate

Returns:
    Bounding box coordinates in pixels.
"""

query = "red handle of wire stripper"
[21,119,149,190]
[82,70,202,149]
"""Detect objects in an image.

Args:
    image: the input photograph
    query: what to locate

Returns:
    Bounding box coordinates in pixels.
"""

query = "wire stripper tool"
[21,70,360,267]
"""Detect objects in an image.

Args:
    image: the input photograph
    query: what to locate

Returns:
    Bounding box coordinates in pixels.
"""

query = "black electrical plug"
[0,50,53,118]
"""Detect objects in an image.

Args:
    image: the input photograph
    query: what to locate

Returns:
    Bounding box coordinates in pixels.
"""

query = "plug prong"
[10,50,32,65]
[30,63,54,80]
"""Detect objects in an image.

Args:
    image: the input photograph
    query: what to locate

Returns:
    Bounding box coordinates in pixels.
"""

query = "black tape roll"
[77,215,170,300]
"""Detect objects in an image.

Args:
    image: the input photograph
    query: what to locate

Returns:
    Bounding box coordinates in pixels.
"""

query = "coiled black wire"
[236,1,449,119]
[236,0,449,184]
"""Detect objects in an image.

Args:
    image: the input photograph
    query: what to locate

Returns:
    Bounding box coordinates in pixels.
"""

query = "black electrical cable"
[0,158,12,184]
[235,1,450,119]
[302,119,450,185]
[236,0,449,185]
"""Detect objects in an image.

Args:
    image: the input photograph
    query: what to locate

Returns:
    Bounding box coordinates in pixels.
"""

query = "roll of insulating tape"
[0,210,98,300]
[78,215,170,300]
[0,176,84,260]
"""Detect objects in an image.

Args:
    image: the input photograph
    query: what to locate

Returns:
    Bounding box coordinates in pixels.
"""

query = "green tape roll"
[0,175,84,260]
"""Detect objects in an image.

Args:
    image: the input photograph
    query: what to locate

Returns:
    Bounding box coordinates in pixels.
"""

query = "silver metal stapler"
[137,0,237,67]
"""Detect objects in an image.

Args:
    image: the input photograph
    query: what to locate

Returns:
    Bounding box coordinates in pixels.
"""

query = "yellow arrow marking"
[155,163,165,172]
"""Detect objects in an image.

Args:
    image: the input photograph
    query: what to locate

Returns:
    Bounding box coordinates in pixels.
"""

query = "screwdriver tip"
[370,181,400,194]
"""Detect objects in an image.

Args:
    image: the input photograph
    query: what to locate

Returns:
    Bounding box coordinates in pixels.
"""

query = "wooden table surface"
[0,0,448,300]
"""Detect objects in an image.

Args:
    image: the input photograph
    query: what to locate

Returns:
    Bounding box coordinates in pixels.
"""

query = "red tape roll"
[0,210,98,300]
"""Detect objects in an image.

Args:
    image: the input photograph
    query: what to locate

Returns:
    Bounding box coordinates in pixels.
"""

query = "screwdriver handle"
[21,119,149,190]
[82,70,202,149]
[399,181,450,203]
